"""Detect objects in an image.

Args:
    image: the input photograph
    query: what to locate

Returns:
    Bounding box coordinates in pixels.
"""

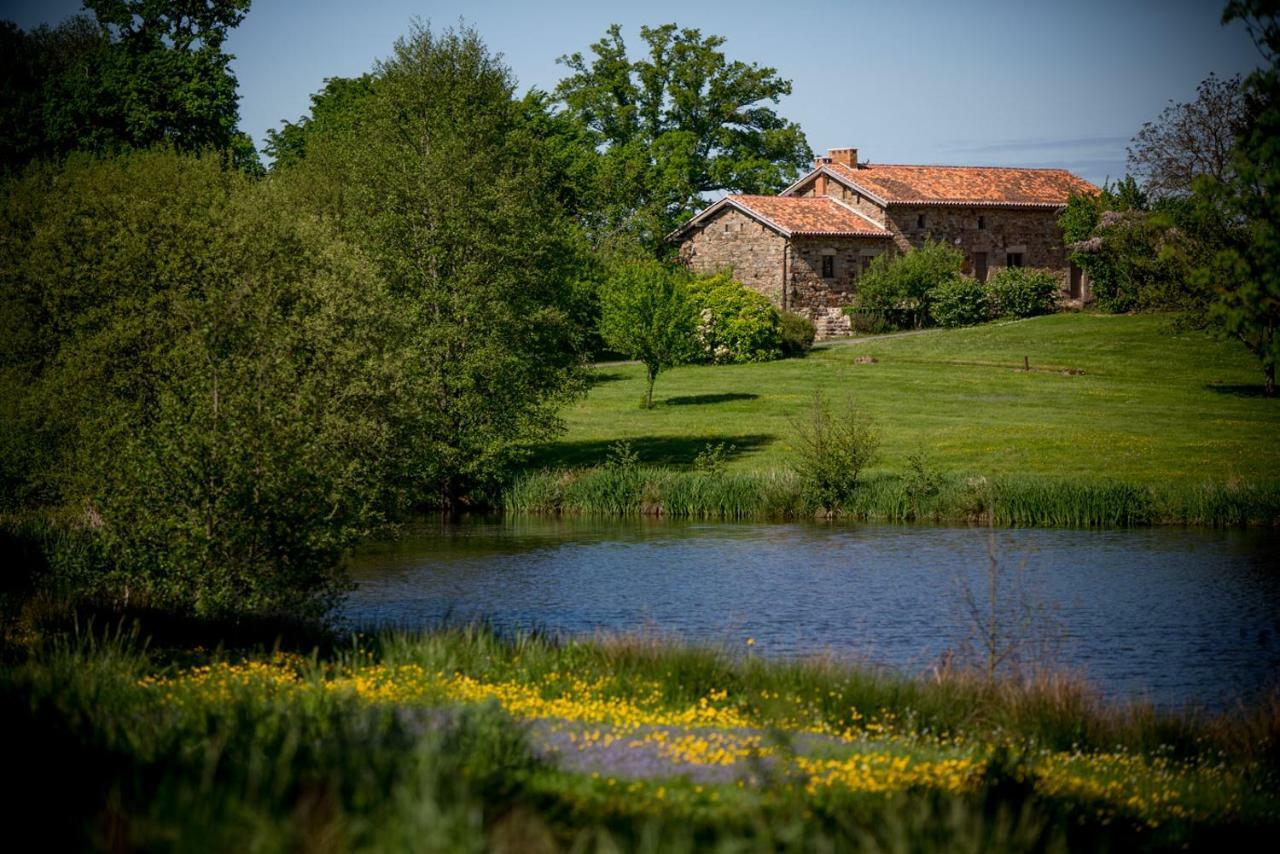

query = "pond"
[345,517,1280,710]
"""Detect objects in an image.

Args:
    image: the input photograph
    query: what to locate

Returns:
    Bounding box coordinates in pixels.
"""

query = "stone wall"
[677,205,788,304]
[882,205,1071,285]
[790,176,1076,290]
[676,205,894,338]
[787,236,890,337]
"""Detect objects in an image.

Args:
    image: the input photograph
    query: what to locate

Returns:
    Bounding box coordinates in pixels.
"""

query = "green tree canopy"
[263,74,374,168]
[0,0,258,174]
[275,24,592,506]
[852,241,965,329]
[1191,0,1280,395]
[554,23,812,247]
[0,150,407,616]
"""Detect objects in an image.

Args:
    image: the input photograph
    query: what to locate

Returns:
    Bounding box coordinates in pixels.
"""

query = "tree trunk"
[645,365,657,409]
[1267,362,1276,398]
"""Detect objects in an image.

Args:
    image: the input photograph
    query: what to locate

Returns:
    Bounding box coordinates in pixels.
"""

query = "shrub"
[686,272,783,363]
[1060,178,1208,315]
[789,393,881,513]
[779,311,816,356]
[929,276,992,327]
[846,311,899,335]
[847,241,965,329]
[0,151,409,618]
[987,268,1061,318]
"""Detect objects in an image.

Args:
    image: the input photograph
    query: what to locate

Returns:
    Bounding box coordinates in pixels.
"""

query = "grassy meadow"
[4,619,1277,851]
[510,314,1280,524]
[537,313,1278,482]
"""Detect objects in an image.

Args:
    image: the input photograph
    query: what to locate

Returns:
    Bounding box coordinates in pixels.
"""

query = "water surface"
[346,517,1280,709]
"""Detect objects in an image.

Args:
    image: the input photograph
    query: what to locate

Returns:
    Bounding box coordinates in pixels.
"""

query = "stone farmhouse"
[669,147,1100,336]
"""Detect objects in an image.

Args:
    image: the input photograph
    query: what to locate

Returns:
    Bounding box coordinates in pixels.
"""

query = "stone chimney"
[813,153,832,170]
[828,147,858,168]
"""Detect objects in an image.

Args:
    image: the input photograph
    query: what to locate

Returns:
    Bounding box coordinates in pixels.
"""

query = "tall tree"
[555,24,812,247]
[0,0,258,173]
[279,24,591,507]
[1191,1,1280,395]
[1127,73,1245,200]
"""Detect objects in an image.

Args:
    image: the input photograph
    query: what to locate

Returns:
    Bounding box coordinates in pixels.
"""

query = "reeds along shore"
[503,467,1280,527]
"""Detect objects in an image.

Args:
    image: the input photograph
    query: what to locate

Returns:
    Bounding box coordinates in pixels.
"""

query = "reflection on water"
[345,516,1280,709]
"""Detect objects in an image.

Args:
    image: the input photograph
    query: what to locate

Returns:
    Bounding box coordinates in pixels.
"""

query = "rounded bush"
[686,272,783,363]
[779,311,816,356]
[929,276,992,327]
[987,268,1060,318]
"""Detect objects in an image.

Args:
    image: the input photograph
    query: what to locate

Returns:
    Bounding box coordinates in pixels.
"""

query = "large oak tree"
[555,24,812,248]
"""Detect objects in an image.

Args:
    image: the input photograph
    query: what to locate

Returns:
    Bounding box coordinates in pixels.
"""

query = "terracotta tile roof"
[822,161,1097,206]
[730,195,890,236]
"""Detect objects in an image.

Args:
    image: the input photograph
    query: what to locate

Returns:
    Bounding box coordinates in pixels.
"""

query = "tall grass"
[503,467,1280,528]
[374,624,1279,767]
[4,621,1277,850]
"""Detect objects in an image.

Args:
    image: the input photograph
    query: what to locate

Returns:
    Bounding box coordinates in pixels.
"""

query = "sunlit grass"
[537,314,1280,484]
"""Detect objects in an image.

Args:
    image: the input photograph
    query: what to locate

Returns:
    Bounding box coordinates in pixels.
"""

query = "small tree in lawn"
[599,260,696,408]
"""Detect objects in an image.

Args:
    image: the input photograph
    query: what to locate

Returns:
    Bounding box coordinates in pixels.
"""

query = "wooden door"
[974,252,988,283]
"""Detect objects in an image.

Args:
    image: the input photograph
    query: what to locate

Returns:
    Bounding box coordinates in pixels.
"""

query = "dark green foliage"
[789,393,881,514]
[1067,206,1203,314]
[1189,1,1280,395]
[555,24,812,247]
[277,24,592,505]
[987,268,1060,318]
[849,241,966,329]
[779,311,817,356]
[263,74,375,168]
[0,16,103,173]
[0,634,540,850]
[0,150,407,617]
[930,276,993,327]
[598,259,697,408]
[1062,165,1227,316]
[1,1,259,174]
[686,271,783,363]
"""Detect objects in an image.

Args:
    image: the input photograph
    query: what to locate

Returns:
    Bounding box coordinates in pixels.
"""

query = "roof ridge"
[847,162,1075,173]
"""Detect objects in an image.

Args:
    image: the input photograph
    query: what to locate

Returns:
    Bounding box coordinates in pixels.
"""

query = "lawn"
[535,313,1280,484]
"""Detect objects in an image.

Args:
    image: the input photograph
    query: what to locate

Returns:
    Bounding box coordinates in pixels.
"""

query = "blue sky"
[2,0,1262,184]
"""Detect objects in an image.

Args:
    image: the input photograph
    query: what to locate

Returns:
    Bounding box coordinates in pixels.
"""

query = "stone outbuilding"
[669,147,1100,337]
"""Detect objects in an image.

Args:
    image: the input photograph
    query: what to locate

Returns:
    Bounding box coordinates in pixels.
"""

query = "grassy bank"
[3,618,1276,851]
[504,467,1280,526]
[535,315,1279,483]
